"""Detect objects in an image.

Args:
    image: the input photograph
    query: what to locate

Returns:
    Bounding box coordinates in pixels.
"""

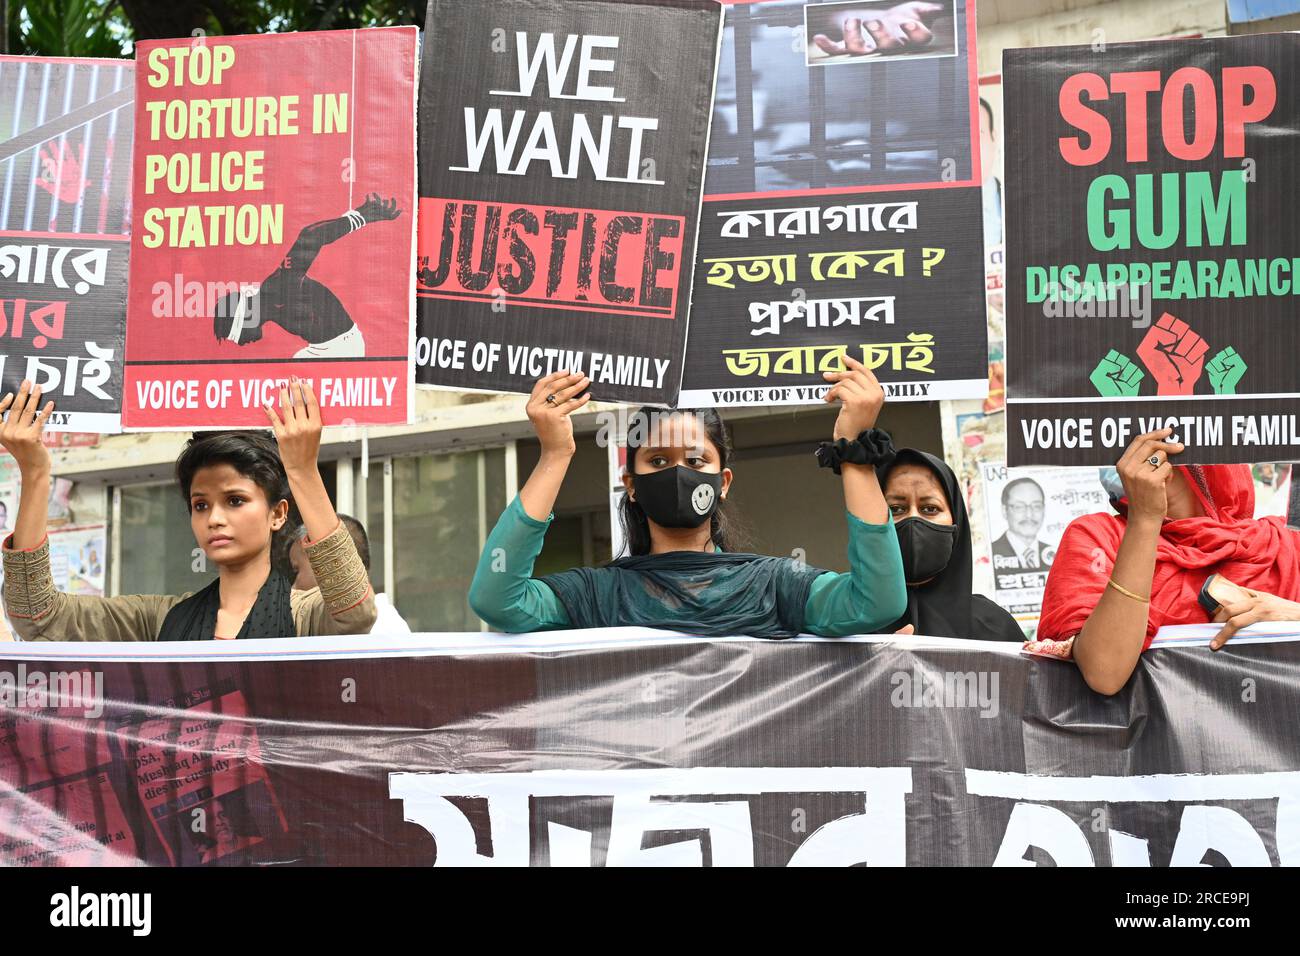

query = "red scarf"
[1038,465,1300,647]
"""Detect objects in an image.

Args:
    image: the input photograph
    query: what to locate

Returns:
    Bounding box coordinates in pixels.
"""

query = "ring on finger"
[545,393,558,406]
[1147,453,1162,469]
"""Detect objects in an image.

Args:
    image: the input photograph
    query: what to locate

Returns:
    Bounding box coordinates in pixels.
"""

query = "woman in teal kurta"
[469,357,908,638]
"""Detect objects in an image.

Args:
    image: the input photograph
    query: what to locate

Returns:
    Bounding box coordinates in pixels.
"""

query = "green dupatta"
[540,550,829,639]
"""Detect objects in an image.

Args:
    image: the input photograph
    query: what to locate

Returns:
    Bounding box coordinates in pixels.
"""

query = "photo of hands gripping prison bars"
[805,1,956,66]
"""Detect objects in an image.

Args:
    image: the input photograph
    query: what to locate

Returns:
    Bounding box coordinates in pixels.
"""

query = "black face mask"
[631,466,723,529]
[894,516,958,584]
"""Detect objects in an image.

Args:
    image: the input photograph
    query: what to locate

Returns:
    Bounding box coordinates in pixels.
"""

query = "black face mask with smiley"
[631,466,723,529]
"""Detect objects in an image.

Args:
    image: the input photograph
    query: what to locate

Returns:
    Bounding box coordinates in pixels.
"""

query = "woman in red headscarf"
[1034,428,1300,695]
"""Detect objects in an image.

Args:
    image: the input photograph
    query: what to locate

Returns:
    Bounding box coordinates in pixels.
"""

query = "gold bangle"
[1107,577,1150,603]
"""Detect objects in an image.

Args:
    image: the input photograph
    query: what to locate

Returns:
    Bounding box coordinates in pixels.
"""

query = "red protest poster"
[123,28,417,429]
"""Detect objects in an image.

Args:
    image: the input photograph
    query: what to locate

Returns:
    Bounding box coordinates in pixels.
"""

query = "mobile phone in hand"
[1198,573,1249,618]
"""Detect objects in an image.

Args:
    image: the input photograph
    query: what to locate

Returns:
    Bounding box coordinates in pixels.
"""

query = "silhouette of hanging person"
[213,193,402,358]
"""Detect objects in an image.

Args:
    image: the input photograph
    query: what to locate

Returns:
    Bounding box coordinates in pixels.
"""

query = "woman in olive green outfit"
[0,378,374,642]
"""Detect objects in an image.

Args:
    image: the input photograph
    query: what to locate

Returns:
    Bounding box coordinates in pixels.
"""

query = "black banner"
[3,627,1299,866]
[676,0,988,408]
[0,55,132,433]
[413,0,722,405]
[1006,34,1300,465]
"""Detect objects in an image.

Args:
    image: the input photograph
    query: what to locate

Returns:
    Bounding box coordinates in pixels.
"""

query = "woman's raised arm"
[822,354,891,526]
[265,378,340,544]
[1071,428,1182,695]
[0,382,177,641]
[266,379,375,632]
[802,356,906,635]
[468,372,588,633]
[0,382,56,551]
[517,370,591,520]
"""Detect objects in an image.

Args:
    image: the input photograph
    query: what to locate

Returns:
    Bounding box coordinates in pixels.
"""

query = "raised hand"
[0,381,56,550]
[823,353,884,439]
[264,377,322,478]
[526,371,592,458]
[1089,349,1145,397]
[1114,427,1185,521]
[357,192,402,222]
[264,377,346,547]
[0,381,54,478]
[1206,346,1247,395]
[812,2,944,57]
[37,142,90,204]
[1136,313,1208,396]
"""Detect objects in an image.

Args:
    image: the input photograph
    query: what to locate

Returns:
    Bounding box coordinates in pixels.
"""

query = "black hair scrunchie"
[814,428,896,475]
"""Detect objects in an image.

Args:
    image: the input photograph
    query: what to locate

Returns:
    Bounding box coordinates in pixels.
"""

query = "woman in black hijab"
[875,448,1024,641]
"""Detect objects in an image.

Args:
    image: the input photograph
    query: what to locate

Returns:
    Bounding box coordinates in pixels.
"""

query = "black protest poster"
[676,0,988,409]
[0,55,132,432]
[414,0,722,405]
[1006,34,1300,466]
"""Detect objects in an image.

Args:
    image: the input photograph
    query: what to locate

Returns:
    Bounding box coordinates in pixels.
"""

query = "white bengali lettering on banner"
[0,244,110,295]
[717,201,919,240]
[390,767,912,867]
